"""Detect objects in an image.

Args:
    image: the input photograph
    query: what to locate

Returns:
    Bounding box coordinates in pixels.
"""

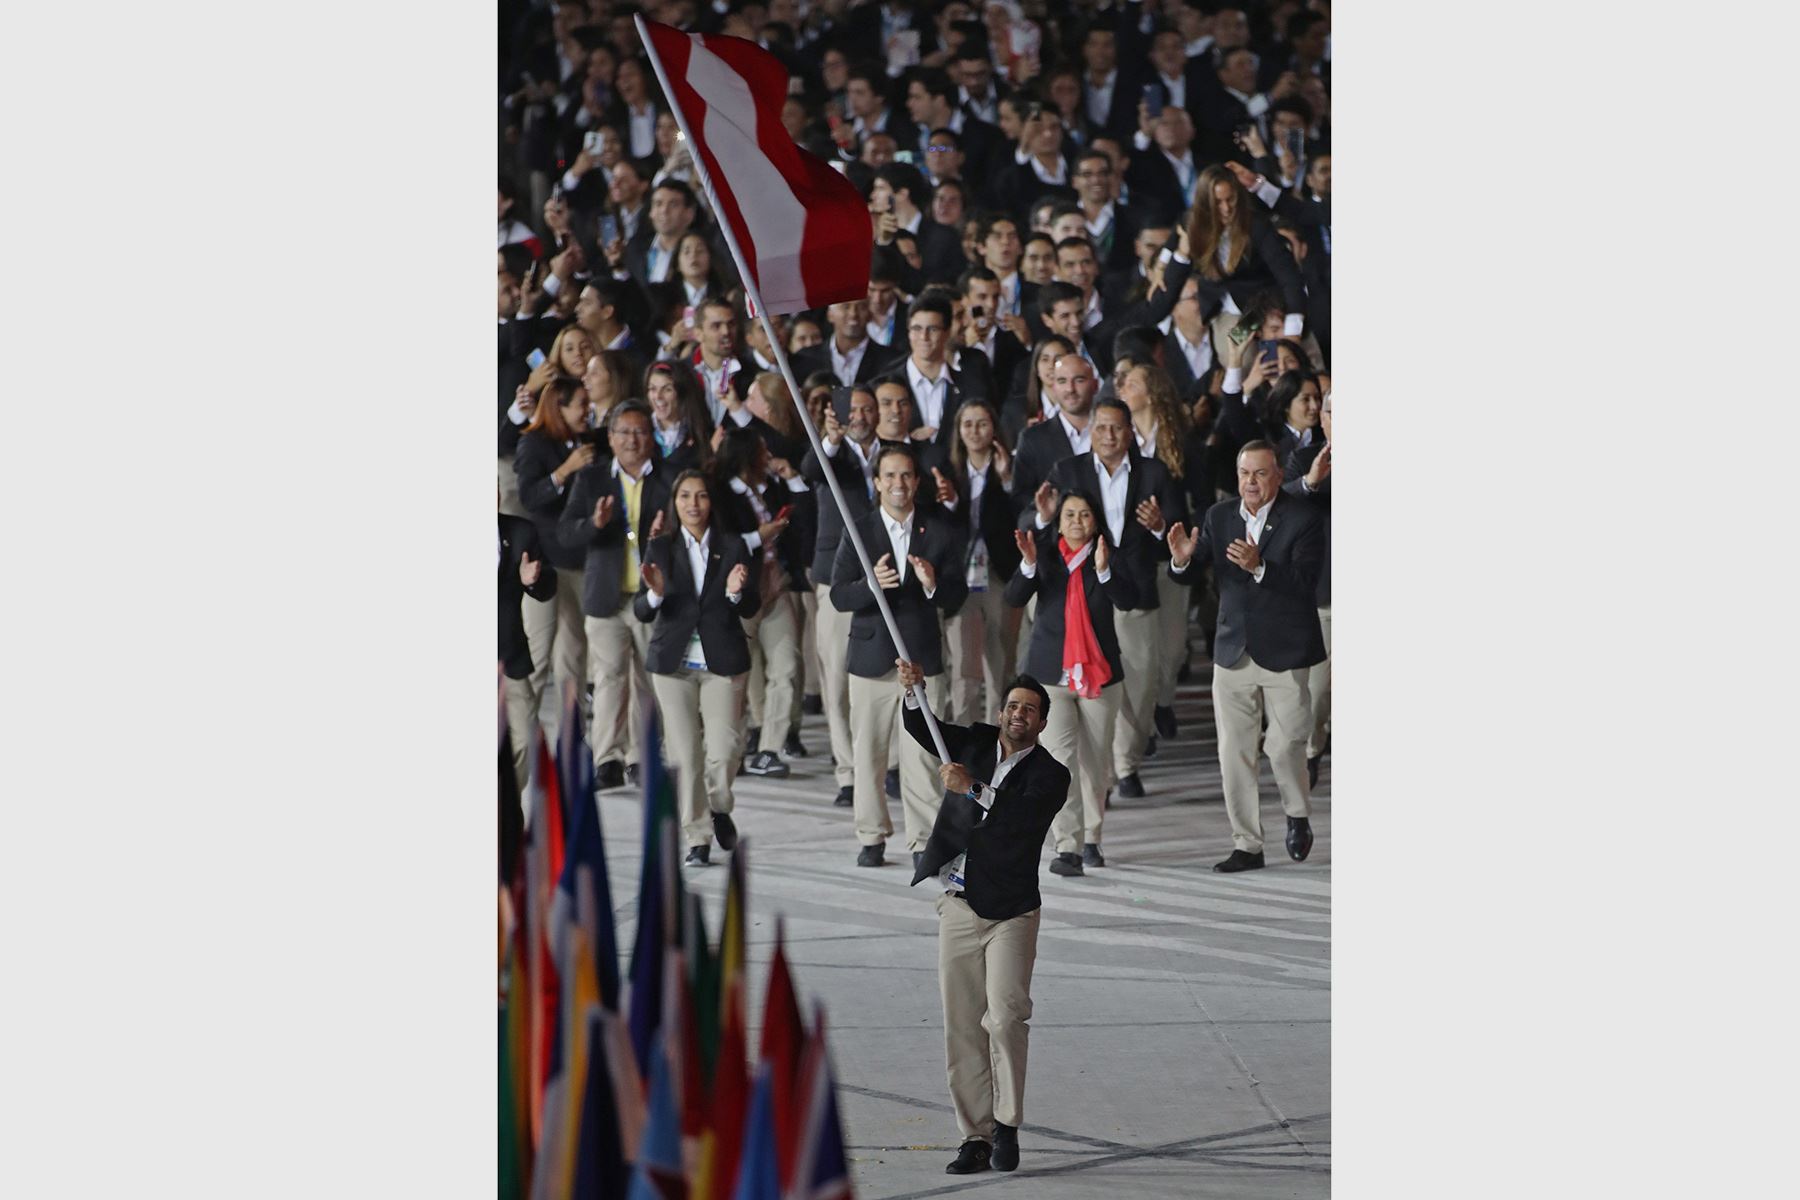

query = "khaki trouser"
[936,893,1040,1142]
[651,668,747,848]
[1110,607,1159,779]
[1307,606,1332,759]
[813,582,855,788]
[1212,652,1313,853]
[586,607,652,770]
[503,674,539,799]
[743,591,802,753]
[945,585,1019,725]
[846,670,949,849]
[523,567,590,742]
[799,588,821,698]
[1155,565,1189,708]
[1044,683,1122,852]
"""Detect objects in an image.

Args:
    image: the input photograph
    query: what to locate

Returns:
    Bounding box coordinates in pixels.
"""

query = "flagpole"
[636,15,953,765]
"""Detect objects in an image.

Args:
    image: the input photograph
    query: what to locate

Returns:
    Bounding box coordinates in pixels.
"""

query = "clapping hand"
[908,553,936,592]
[1225,538,1261,574]
[649,510,666,538]
[1167,521,1197,569]
[519,551,541,587]
[993,441,1013,483]
[725,562,749,597]
[640,560,665,597]
[1135,495,1166,534]
[872,552,902,590]
[591,494,615,529]
[1012,527,1037,568]
[1033,480,1058,524]
[1092,535,1110,575]
[932,467,956,505]
[1306,443,1331,488]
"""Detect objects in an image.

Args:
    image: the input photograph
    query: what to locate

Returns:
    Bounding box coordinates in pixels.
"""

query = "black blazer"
[1282,441,1331,607]
[1043,448,1186,608]
[829,506,968,677]
[800,437,878,582]
[512,430,591,573]
[1194,218,1309,320]
[1173,490,1327,672]
[715,475,810,593]
[499,513,558,680]
[903,703,1071,922]
[1004,525,1138,686]
[869,351,993,448]
[631,528,758,676]
[791,339,884,388]
[946,460,1023,585]
[556,458,674,618]
[1087,254,1192,376]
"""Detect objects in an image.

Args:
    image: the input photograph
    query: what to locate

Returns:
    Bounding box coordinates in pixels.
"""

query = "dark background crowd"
[496,0,1332,876]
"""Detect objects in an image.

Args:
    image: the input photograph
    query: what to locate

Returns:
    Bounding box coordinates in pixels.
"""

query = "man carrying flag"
[895,658,1071,1175]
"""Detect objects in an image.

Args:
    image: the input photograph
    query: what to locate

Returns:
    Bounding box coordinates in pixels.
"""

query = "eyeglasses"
[1074,168,1112,178]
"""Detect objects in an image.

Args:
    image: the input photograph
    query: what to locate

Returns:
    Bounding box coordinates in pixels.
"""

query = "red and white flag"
[638,17,872,315]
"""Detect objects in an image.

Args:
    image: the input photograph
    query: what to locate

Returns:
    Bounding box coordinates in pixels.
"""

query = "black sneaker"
[991,1122,1019,1172]
[856,843,885,868]
[945,1140,991,1175]
[884,767,900,799]
[744,727,761,755]
[1082,843,1105,867]
[801,693,824,716]
[1115,772,1145,798]
[1307,753,1322,790]
[595,760,626,790]
[712,812,739,852]
[784,729,808,758]
[684,845,711,868]
[1047,851,1085,877]
[833,785,854,808]
[1154,704,1178,739]
[745,750,790,778]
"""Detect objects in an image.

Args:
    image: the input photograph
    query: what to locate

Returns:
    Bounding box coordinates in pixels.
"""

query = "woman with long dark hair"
[1188,164,1308,340]
[511,376,596,734]
[1260,369,1323,464]
[643,358,712,471]
[944,398,1023,724]
[1005,490,1138,877]
[633,468,759,868]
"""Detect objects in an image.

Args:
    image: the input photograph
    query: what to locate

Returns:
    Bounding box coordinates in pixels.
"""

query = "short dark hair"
[956,265,998,295]
[1001,673,1052,722]
[1269,96,1315,127]
[1037,280,1083,318]
[1237,438,1281,466]
[927,126,961,148]
[1048,202,1084,225]
[696,295,736,324]
[869,371,914,405]
[872,440,920,477]
[606,399,654,432]
[1054,235,1096,259]
[1111,325,1163,364]
[1092,397,1132,422]
[911,66,957,107]
[876,161,931,209]
[906,291,954,328]
[1074,147,1112,173]
[652,178,697,209]
[1023,231,1056,254]
[974,210,1018,245]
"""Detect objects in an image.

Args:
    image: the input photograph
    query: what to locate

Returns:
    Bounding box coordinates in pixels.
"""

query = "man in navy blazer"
[1169,440,1327,873]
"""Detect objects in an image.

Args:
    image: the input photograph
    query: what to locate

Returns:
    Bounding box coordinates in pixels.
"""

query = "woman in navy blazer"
[1004,490,1139,875]
[633,468,760,867]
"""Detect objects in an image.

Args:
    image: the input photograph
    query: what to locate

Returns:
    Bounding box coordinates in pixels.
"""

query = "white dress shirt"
[1169,322,1213,380]
[1238,497,1271,583]
[906,358,950,430]
[1084,69,1118,128]
[829,335,871,383]
[625,103,658,158]
[1158,71,1187,110]
[1093,452,1131,544]
[643,527,742,670]
[881,508,935,596]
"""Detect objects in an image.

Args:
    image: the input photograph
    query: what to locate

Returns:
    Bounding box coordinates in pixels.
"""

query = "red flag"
[637,17,872,315]
[695,974,751,1200]
[524,729,566,1146]
[758,918,807,1190]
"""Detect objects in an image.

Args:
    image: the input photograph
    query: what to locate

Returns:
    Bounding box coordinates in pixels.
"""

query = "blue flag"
[731,1064,781,1200]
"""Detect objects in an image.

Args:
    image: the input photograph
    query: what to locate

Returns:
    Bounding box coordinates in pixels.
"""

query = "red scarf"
[1058,537,1112,699]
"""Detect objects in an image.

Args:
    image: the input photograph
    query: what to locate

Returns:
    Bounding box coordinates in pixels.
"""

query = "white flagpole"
[636,16,953,765]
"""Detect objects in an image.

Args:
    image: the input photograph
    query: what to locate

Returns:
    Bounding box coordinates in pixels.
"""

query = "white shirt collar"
[1093,451,1129,481]
[882,507,915,534]
[611,457,653,482]
[1083,200,1115,238]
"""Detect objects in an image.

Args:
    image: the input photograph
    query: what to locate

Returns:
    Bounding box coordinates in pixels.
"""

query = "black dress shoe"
[913,850,924,874]
[801,693,823,716]
[1307,753,1322,790]
[595,760,626,790]
[1286,816,1313,862]
[684,845,711,868]
[1212,849,1265,873]
[1154,704,1178,739]
[1081,843,1105,867]
[945,1140,991,1175]
[856,843,885,868]
[1115,772,1144,798]
[784,729,808,758]
[744,750,791,777]
[884,768,900,799]
[744,727,761,754]
[712,812,739,852]
[1047,851,1085,877]
[833,785,854,808]
[991,1123,1019,1172]
[1142,735,1158,759]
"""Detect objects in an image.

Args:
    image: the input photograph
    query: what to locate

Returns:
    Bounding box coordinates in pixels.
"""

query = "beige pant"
[799,588,820,698]
[1155,565,1189,708]
[945,585,1019,725]
[651,669,747,848]
[1307,606,1332,759]
[523,567,590,741]
[1212,653,1313,853]
[1044,684,1122,852]
[743,592,802,752]
[847,670,949,849]
[813,582,855,788]
[585,607,652,769]
[502,674,539,797]
[936,893,1040,1141]
[1110,607,1159,778]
